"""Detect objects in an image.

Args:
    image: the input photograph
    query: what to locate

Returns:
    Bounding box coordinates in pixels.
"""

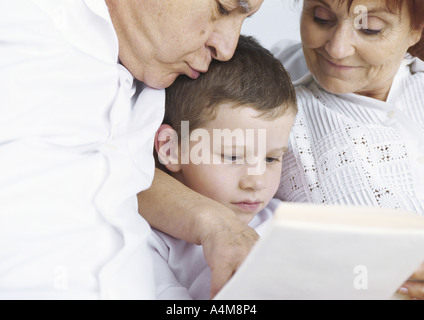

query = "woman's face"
[108,0,263,89]
[301,0,422,100]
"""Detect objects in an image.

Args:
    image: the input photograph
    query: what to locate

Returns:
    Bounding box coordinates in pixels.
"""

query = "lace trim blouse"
[276,56,424,215]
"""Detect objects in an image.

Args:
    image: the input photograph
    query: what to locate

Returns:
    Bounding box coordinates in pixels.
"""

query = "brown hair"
[324,0,424,60]
[164,35,297,137]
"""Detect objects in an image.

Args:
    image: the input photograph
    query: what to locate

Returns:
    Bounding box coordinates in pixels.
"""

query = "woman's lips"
[321,55,359,70]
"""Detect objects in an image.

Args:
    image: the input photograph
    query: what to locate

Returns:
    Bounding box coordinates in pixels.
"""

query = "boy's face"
[177,103,295,224]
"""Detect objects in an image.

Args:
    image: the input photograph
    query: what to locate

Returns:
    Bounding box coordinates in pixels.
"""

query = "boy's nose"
[239,172,266,191]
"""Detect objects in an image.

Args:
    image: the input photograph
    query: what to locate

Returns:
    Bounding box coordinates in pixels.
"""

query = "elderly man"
[0,0,263,299]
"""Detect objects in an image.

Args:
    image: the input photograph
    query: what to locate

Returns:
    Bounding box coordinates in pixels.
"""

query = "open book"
[214,203,424,300]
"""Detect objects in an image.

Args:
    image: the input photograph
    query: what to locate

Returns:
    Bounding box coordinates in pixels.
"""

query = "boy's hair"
[164,35,297,137]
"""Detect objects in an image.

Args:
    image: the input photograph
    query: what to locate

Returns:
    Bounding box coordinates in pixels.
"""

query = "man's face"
[107,0,264,89]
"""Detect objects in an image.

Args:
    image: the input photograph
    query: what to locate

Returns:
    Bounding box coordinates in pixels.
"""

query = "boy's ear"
[155,124,181,173]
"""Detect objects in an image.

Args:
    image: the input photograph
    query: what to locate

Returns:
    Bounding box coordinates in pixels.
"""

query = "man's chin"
[142,72,180,90]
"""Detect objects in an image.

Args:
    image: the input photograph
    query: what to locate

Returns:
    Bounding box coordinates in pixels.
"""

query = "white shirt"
[0,0,165,299]
[149,199,280,300]
[272,41,424,215]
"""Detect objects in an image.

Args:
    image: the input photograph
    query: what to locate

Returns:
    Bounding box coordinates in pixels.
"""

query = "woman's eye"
[313,7,334,25]
[360,28,382,35]
[358,16,385,36]
[314,16,330,25]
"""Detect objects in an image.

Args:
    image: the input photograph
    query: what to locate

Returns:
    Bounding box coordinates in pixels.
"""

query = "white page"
[215,203,424,300]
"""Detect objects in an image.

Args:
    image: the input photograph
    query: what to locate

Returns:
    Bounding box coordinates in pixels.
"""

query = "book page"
[215,203,424,300]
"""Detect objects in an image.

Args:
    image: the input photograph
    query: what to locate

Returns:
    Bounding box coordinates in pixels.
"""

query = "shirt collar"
[83,0,112,23]
[293,72,314,87]
[410,56,424,74]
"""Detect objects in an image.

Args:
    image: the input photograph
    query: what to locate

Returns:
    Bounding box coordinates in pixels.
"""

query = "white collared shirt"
[272,41,424,215]
[0,0,165,299]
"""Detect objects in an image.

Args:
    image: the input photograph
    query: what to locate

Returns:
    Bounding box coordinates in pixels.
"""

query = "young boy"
[150,36,298,300]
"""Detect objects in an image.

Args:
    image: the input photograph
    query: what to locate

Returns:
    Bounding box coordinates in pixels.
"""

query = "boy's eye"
[266,157,281,164]
[222,154,241,163]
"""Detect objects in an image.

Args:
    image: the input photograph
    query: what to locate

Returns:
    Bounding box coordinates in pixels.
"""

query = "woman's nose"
[325,22,356,60]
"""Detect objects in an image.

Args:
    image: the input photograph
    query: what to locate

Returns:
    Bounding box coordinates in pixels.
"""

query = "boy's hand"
[199,208,259,299]
[398,262,424,300]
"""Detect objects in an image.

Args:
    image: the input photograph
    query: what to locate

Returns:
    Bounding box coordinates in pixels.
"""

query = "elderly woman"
[272,0,424,299]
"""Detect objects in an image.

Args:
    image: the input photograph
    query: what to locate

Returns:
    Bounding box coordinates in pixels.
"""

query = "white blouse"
[273,42,424,215]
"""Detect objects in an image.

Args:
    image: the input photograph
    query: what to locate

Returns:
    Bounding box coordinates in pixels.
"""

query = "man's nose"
[206,17,244,61]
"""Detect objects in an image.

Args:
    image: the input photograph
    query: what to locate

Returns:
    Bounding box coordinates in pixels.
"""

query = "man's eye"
[218,2,230,16]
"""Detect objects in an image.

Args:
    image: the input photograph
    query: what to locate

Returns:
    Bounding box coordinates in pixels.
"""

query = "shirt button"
[387,110,396,118]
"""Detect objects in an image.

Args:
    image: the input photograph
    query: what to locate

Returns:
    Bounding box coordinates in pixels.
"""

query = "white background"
[241,0,302,49]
